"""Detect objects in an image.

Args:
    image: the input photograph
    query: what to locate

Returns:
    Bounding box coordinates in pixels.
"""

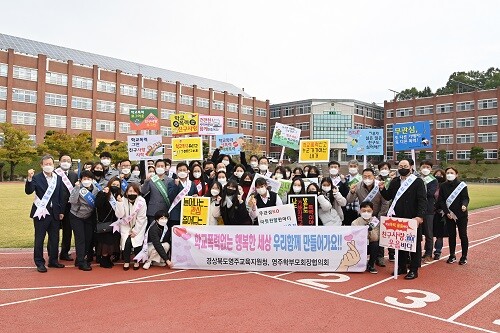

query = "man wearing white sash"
[25,155,65,273]
[343,159,363,226]
[167,162,197,231]
[141,159,173,227]
[419,160,439,262]
[437,167,470,265]
[379,159,427,280]
[328,161,349,195]
[55,154,78,261]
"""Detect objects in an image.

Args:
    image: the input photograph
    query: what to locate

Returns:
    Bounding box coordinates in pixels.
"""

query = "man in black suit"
[55,154,79,261]
[25,155,65,273]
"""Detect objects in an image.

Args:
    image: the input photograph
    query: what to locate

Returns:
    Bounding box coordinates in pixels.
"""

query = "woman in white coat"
[205,181,222,225]
[316,178,347,226]
[116,183,147,270]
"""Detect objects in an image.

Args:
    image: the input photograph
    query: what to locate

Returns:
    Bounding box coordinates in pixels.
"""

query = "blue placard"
[346,129,384,156]
[215,134,244,155]
[393,121,432,151]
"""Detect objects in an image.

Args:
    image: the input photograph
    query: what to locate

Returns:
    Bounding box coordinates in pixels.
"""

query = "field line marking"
[447,282,500,321]
[274,272,294,278]
[468,217,500,227]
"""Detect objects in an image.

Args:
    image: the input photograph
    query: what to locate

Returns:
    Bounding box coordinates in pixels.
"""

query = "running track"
[0,206,498,332]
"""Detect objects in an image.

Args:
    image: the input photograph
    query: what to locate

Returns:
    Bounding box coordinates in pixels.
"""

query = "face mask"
[309,173,318,178]
[226,188,237,196]
[259,164,268,171]
[234,171,243,178]
[101,159,111,167]
[293,186,302,194]
[349,168,358,175]
[177,171,188,179]
[275,173,283,180]
[322,186,331,192]
[257,187,267,195]
[60,162,71,170]
[421,168,431,176]
[379,170,389,177]
[81,180,92,188]
[222,160,230,166]
[205,169,213,176]
[110,186,120,194]
[250,161,258,168]
[446,173,456,181]
[363,179,374,186]
[157,218,168,227]
[132,170,140,177]
[286,172,291,178]
[43,165,54,174]
[127,194,138,201]
[329,168,339,176]
[93,170,104,177]
[155,167,165,175]
[121,168,131,175]
[303,171,309,177]
[217,168,226,173]
[308,191,317,195]
[211,189,220,196]
[398,168,410,177]
[193,172,202,179]
[218,178,227,185]
[361,212,372,220]
[435,175,445,183]
[242,180,252,186]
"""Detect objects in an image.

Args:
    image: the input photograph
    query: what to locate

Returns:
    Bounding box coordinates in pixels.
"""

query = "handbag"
[96,207,114,234]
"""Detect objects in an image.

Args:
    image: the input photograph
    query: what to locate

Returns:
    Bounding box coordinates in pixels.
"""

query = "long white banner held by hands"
[171,226,367,272]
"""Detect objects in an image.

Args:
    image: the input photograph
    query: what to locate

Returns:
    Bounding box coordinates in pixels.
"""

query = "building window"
[0,63,7,77]
[478,132,497,143]
[120,84,137,97]
[212,100,224,110]
[354,123,363,129]
[96,100,116,113]
[227,103,238,113]
[243,135,253,143]
[415,106,433,115]
[296,122,310,131]
[0,109,6,123]
[270,108,280,118]
[374,109,384,120]
[0,86,7,100]
[97,81,116,94]
[478,115,498,126]
[283,106,293,117]
[160,126,172,137]
[456,134,474,144]
[436,150,454,161]
[45,93,67,107]
[71,117,92,130]
[478,98,497,110]
[436,119,453,129]
[386,110,394,118]
[12,89,37,103]
[161,91,176,103]
[296,105,311,115]
[72,76,93,90]
[396,108,412,117]
[44,114,66,128]
[456,150,470,160]
[180,95,193,106]
[96,119,115,132]
[436,103,453,114]
[142,88,157,100]
[11,111,36,125]
[13,66,37,81]
[119,122,136,134]
[456,117,474,128]
[196,97,209,108]
[255,122,266,131]
[256,108,267,117]
[120,103,137,115]
[483,149,498,159]
[46,72,68,86]
[456,101,474,112]
[436,135,453,144]
[240,120,253,130]
[241,106,253,115]
[161,109,175,120]
[72,96,92,110]
[227,118,238,128]
[255,137,266,145]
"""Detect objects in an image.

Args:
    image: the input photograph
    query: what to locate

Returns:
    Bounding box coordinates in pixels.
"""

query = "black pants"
[368,241,379,266]
[69,213,94,267]
[378,246,395,258]
[423,213,434,256]
[60,208,73,256]
[33,215,60,267]
[123,236,142,263]
[398,224,423,272]
[447,216,468,258]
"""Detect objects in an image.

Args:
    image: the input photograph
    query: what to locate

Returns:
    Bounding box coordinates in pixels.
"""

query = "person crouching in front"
[142,210,173,270]
[352,201,380,274]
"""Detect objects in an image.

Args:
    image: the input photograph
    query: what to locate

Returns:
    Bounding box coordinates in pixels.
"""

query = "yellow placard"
[298,139,330,163]
[180,196,210,226]
[170,113,199,135]
[172,137,203,161]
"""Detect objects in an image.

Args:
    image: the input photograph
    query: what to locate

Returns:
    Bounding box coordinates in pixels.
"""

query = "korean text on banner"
[180,196,210,226]
[288,194,318,226]
[130,108,159,131]
[299,139,330,163]
[198,115,224,136]
[171,225,368,272]
[257,204,297,226]
[271,122,301,150]
[379,216,418,252]
[127,135,164,161]
[172,137,203,161]
[346,129,384,156]
[215,134,244,155]
[170,113,199,135]
[393,121,432,151]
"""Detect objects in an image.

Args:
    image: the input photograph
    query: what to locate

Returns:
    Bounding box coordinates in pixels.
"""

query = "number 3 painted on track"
[384,289,440,309]
[296,273,350,288]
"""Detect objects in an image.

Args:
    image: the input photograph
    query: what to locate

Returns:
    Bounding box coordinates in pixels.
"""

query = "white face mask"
[250,161,258,168]
[43,165,54,174]
[177,171,188,179]
[361,212,372,220]
[193,172,202,179]
[132,170,140,177]
[322,186,331,192]
[234,171,243,178]
[349,167,358,175]
[421,168,431,176]
[101,159,111,167]
[292,186,302,194]
[259,164,268,171]
[275,173,283,180]
[222,160,230,166]
[329,168,339,176]
[257,187,267,195]
[155,167,165,175]
[363,179,374,186]
[379,169,389,177]
[157,218,168,227]
[60,162,71,170]
[81,179,93,188]
[218,178,227,185]
[211,189,220,197]
[217,168,226,173]
[446,173,456,181]
[121,168,131,175]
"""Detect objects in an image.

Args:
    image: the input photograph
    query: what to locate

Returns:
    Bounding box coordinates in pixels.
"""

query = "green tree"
[396,151,406,162]
[438,149,448,168]
[203,141,210,160]
[417,150,427,162]
[102,141,129,162]
[0,123,37,180]
[285,147,298,162]
[470,146,484,164]
[37,131,93,161]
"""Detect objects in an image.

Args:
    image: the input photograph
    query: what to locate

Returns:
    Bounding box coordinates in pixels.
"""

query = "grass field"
[1,182,498,248]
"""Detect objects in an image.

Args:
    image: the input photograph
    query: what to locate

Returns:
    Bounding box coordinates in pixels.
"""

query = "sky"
[1,0,499,105]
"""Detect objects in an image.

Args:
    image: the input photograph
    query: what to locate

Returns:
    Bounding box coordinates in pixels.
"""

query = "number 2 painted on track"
[296,273,350,288]
[385,289,440,309]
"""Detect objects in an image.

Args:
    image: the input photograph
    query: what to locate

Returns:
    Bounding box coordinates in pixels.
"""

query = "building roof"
[0,33,250,97]
[270,98,383,109]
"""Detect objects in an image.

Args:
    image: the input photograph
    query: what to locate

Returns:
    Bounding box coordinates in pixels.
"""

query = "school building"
[384,89,500,163]
[0,33,270,158]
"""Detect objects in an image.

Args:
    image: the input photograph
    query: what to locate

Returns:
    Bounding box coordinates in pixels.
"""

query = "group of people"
[26,148,470,280]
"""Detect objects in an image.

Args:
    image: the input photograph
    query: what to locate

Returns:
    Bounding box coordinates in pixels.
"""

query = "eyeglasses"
[398,166,410,169]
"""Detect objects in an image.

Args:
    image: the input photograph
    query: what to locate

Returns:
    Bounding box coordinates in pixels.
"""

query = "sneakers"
[447,256,456,264]
[459,257,468,265]
[375,257,386,267]
[367,265,378,274]
[388,253,395,262]
[143,261,151,270]
[433,253,441,260]
[152,261,167,267]
[422,255,433,263]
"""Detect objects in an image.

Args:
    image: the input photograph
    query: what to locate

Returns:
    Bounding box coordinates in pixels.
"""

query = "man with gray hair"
[342,159,362,226]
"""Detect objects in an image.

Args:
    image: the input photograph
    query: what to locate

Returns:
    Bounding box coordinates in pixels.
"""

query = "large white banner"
[172,226,368,272]
[198,115,224,136]
[379,216,418,252]
[127,135,164,161]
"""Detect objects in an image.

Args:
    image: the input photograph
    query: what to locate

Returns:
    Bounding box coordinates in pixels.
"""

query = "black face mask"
[205,169,213,176]
[308,191,317,195]
[110,186,120,194]
[242,180,252,186]
[127,194,138,201]
[435,176,445,183]
[308,174,318,178]
[93,170,104,177]
[398,168,411,176]
[226,188,237,196]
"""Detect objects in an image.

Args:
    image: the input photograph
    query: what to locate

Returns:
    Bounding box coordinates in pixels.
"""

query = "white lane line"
[447,283,500,321]
[274,272,294,278]
[253,272,497,333]
[0,271,251,292]
[469,217,500,228]
[0,269,186,308]
[469,206,500,216]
